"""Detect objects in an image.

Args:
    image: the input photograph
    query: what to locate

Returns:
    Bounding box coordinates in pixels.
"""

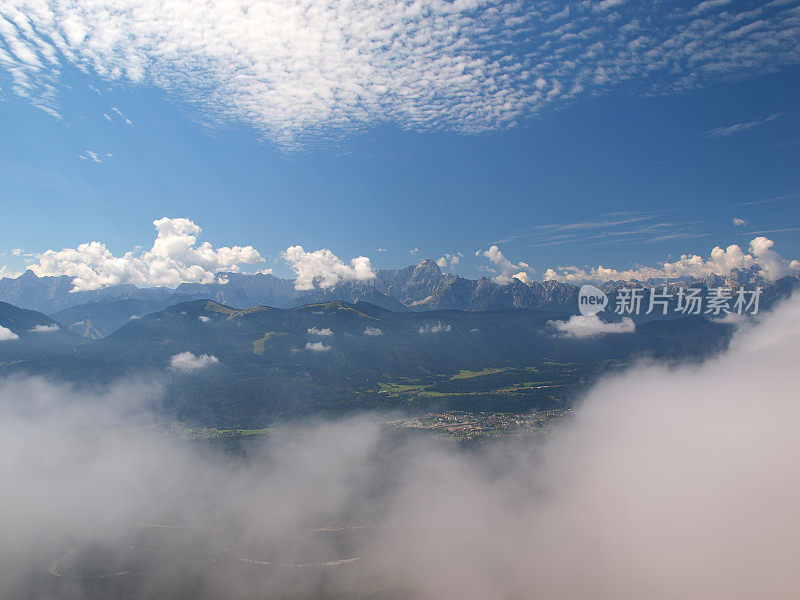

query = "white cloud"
[705,114,780,138]
[597,0,626,11]
[375,294,800,598]
[476,245,534,284]
[521,212,703,250]
[0,295,799,598]
[512,271,532,284]
[198,315,210,323]
[0,294,798,600]
[0,265,21,279]
[78,150,102,163]
[363,326,383,336]
[111,106,132,125]
[733,217,747,227]
[544,236,800,284]
[283,246,374,291]
[419,322,451,334]
[2,0,797,143]
[305,341,331,352]
[377,248,388,253]
[308,327,333,336]
[549,315,635,338]
[691,0,731,14]
[749,236,799,281]
[0,325,19,340]
[28,324,59,332]
[19,217,264,292]
[409,248,420,256]
[436,252,463,270]
[169,351,219,372]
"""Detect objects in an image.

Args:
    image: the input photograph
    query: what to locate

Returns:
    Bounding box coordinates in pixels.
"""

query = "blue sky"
[0,0,799,287]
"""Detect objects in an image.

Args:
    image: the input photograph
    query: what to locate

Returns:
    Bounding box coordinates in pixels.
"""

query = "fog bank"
[1,295,799,599]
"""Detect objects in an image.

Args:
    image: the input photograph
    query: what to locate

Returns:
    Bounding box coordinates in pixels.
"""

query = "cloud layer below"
[0,325,18,340]
[1,292,799,597]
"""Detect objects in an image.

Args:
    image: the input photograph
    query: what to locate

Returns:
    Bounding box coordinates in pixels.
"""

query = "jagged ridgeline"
[0,260,796,426]
[1,260,796,338]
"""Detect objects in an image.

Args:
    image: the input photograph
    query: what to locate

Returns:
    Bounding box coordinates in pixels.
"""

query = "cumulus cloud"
[0,325,18,340]
[476,245,534,284]
[549,314,636,338]
[733,217,747,227]
[28,324,59,332]
[749,236,800,281]
[511,270,532,284]
[419,322,451,334]
[169,351,219,373]
[305,341,331,352]
[283,246,374,291]
[308,327,332,336]
[1,0,799,143]
[544,236,800,284]
[363,326,383,336]
[16,217,264,292]
[0,265,20,279]
[436,252,463,270]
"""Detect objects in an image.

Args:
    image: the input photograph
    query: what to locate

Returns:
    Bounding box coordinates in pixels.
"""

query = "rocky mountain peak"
[413,259,442,273]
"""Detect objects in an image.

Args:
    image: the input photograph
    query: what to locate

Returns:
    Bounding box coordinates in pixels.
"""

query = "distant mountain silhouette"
[2,263,796,339]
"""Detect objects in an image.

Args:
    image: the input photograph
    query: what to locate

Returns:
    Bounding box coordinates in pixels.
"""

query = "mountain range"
[0,301,79,361]
[2,260,796,338]
[0,295,736,427]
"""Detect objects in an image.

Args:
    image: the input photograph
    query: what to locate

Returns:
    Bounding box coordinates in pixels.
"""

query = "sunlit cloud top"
[2,216,799,290]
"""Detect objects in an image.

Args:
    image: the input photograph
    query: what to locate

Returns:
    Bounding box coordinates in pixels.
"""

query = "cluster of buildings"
[388,410,566,439]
